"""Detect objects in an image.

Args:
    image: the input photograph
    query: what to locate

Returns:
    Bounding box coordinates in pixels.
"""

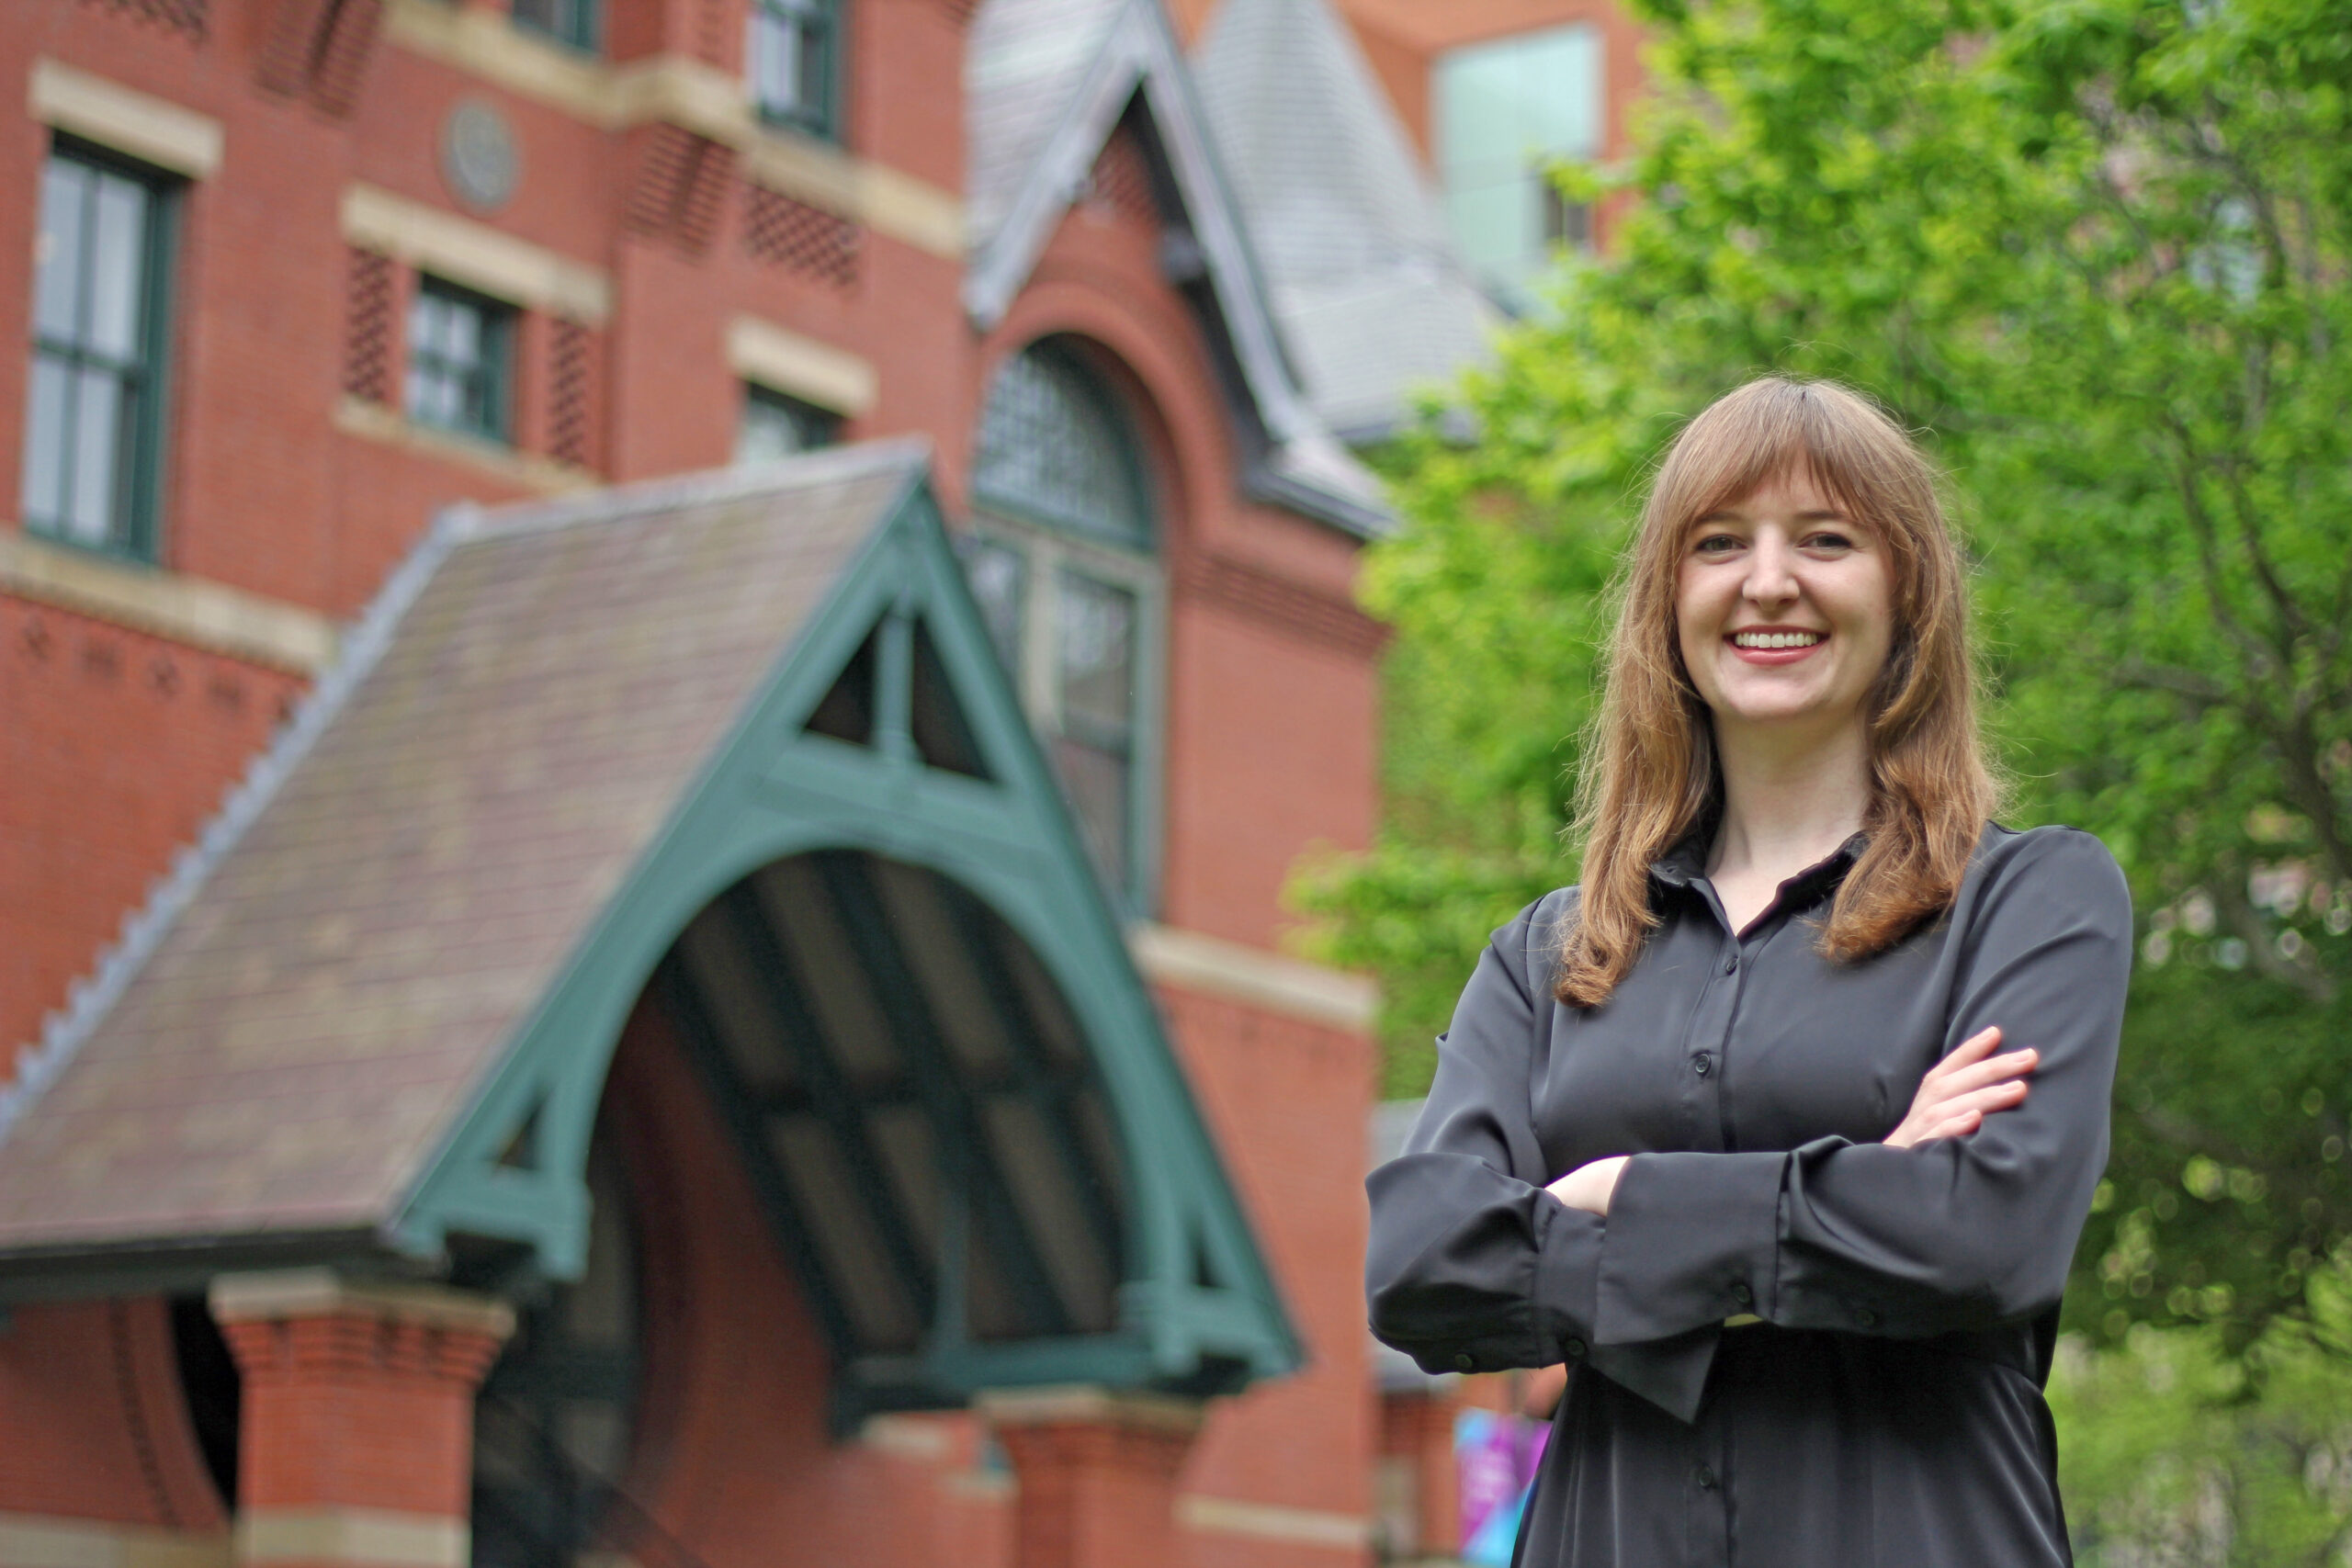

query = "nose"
[1743,530,1800,612]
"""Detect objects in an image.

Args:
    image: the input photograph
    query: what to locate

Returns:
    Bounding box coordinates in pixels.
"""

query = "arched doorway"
[652,847,1129,1407]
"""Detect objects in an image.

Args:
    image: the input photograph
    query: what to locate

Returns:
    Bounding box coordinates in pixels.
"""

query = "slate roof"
[964,0,1394,533]
[1192,0,1497,442]
[0,445,925,1261]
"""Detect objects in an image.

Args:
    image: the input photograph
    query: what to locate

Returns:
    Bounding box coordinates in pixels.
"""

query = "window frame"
[22,134,181,564]
[405,274,517,446]
[747,0,843,142]
[736,380,842,464]
[1432,21,1605,308]
[511,0,601,54]
[962,511,1165,920]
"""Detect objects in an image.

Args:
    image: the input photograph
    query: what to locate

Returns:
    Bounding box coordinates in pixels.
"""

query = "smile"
[1730,629,1826,649]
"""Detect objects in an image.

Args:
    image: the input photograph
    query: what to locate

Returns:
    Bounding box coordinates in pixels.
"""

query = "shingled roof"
[0,446,920,1269]
[0,446,1302,1407]
[1191,0,1497,442]
[964,0,1392,534]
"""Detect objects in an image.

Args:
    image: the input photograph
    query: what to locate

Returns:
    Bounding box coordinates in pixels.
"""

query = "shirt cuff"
[1595,1150,1788,1344]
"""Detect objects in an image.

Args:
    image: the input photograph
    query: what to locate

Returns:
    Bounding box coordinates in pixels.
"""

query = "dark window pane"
[737,385,838,464]
[34,162,86,344]
[407,277,511,443]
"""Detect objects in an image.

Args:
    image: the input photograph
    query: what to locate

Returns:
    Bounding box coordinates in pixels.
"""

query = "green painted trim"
[390,463,1300,1396]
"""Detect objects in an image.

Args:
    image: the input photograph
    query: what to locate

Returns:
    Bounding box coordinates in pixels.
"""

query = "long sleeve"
[1364,895,1723,1415]
[1592,829,2132,1347]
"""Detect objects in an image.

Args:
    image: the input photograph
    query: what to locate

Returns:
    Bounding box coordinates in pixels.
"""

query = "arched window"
[966,340,1160,912]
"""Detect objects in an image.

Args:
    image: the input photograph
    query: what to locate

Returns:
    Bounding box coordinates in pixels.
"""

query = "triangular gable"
[0,443,1299,1404]
[964,0,1392,537]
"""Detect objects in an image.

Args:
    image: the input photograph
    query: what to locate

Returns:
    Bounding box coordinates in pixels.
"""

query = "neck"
[1705,714,1872,883]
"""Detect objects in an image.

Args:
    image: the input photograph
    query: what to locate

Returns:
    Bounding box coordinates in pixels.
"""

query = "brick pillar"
[978,1386,1204,1568]
[209,1269,514,1568]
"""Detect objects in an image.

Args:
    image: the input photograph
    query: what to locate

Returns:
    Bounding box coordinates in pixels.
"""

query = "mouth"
[1726,627,1826,662]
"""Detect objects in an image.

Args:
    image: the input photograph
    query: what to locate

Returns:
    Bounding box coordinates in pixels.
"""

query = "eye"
[1801,528,1859,554]
[1691,532,1744,557]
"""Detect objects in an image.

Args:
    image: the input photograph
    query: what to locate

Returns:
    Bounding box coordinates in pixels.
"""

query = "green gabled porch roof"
[0,442,1300,1404]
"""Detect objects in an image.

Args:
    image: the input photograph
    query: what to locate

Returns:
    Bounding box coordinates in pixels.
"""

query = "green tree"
[1293,0,2352,1357]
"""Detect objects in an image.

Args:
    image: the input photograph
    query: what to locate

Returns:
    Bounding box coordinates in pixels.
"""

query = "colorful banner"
[1455,1408,1550,1566]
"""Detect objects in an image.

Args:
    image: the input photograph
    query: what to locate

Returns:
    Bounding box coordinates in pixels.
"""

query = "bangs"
[1652,379,1907,545]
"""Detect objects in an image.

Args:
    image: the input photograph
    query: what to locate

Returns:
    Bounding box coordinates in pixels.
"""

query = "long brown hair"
[1555,376,2001,1007]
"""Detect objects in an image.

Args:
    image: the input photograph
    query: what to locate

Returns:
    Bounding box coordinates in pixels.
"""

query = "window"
[749,0,841,139]
[736,383,840,464]
[22,140,176,558]
[966,342,1159,911]
[1434,23,1602,309]
[512,0,598,52]
[406,277,514,444]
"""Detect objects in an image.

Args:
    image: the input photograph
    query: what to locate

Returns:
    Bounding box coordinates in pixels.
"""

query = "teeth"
[1734,630,1825,649]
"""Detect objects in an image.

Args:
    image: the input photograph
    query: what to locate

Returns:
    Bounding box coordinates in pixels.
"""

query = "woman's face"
[1674,468,1894,740]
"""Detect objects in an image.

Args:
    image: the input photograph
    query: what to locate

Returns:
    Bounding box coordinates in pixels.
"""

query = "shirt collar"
[1646,830,1869,897]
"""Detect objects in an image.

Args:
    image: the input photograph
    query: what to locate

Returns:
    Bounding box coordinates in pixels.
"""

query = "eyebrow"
[1688,506,1853,529]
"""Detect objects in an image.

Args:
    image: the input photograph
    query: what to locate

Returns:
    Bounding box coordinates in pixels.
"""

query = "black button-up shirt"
[1366,825,2132,1567]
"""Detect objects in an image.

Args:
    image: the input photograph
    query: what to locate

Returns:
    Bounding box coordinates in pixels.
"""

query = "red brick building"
[0,0,1427,1561]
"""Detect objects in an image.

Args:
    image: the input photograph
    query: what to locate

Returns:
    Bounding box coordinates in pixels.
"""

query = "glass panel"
[796,16,828,114]
[22,355,71,525]
[737,387,834,463]
[1057,571,1136,739]
[86,173,147,361]
[68,367,122,545]
[962,538,1026,677]
[1053,735,1130,893]
[33,161,87,345]
[973,345,1153,546]
[444,299,480,364]
[1435,23,1603,297]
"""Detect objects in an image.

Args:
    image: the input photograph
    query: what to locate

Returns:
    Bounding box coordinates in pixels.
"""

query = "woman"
[1364,377,2131,1568]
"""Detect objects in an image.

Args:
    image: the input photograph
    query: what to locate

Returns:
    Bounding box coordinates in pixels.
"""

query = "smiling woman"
[1365,377,2135,1568]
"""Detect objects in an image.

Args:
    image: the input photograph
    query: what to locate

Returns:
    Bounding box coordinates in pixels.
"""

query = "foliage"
[1291,0,2352,1348]
[2052,1270,2352,1566]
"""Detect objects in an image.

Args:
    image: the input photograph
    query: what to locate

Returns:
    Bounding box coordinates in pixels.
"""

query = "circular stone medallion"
[441,98,520,213]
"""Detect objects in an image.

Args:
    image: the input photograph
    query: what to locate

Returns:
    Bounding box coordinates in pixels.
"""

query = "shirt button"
[1453,1353,1476,1372]
[1730,1281,1753,1306]
[1564,1337,1587,1359]
[1696,1465,1719,1490]
[1692,1053,1713,1077]
[1856,1306,1879,1328]
[1724,953,1739,975]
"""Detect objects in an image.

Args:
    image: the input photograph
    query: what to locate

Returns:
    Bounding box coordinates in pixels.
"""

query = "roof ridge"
[0,509,469,1149]
[469,436,934,540]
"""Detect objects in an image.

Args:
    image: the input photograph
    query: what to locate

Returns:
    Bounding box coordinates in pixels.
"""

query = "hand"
[1885,1026,2037,1148]
[1546,1156,1630,1215]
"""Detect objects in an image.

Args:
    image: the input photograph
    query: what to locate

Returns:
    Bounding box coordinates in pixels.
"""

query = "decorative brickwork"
[254,0,385,115]
[78,0,205,40]
[210,1273,512,1529]
[341,248,393,405]
[625,125,736,257]
[981,1390,1201,1568]
[548,319,597,471]
[1089,130,1160,232]
[743,183,862,288]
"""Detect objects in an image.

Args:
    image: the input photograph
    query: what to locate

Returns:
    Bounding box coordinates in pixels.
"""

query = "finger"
[1918,1109,1984,1142]
[1928,1048,2040,1100]
[1931,1081,2030,1122]
[1922,1027,2003,1085]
